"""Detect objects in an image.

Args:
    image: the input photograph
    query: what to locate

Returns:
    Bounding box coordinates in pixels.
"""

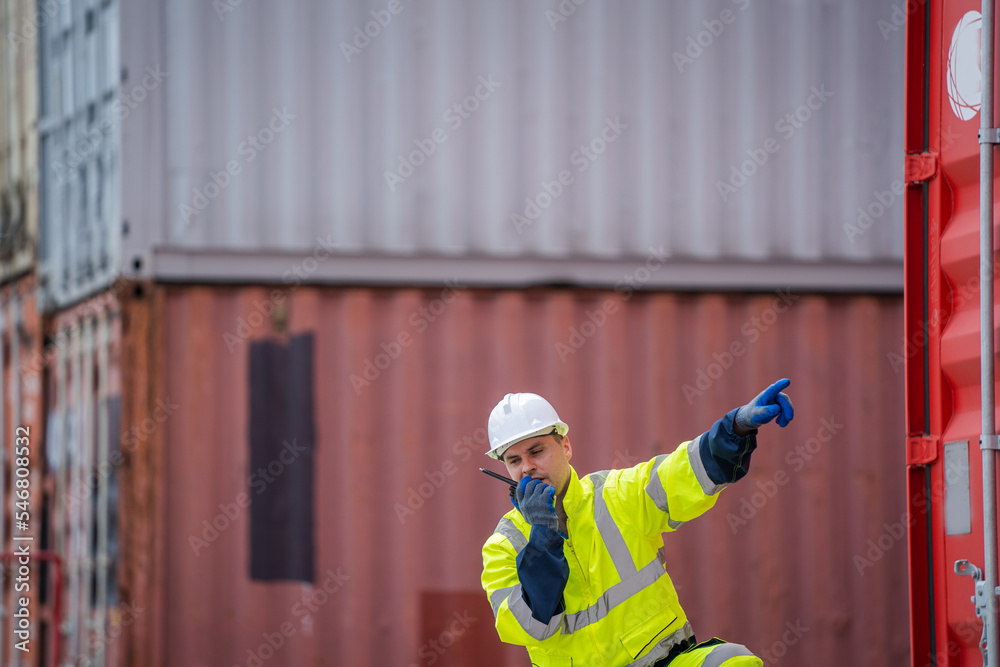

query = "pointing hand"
[735,378,795,431]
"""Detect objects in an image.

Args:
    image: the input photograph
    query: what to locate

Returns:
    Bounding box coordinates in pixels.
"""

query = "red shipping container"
[905,1,1000,665]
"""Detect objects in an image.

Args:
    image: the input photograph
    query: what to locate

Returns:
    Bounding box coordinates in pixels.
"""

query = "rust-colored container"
[114,284,906,667]
[0,274,48,667]
[47,290,126,667]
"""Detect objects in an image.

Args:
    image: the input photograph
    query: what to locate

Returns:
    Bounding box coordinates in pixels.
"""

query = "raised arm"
[609,379,794,538]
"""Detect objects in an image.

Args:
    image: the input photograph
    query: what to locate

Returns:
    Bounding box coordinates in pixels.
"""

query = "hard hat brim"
[486,422,569,460]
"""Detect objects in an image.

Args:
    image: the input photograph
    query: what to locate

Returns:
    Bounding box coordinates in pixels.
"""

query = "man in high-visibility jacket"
[481,380,794,667]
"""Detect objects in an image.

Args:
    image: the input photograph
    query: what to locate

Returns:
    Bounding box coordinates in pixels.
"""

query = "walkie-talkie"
[480,468,518,499]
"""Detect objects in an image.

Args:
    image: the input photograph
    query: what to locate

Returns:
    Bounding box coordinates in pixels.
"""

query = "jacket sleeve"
[698,407,758,486]
[482,518,568,646]
[610,408,754,538]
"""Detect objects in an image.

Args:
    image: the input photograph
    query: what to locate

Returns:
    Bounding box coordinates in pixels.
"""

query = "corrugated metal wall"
[0,0,39,283]
[0,277,53,667]
[14,3,911,666]
[144,284,907,667]
[111,0,903,293]
[906,0,998,662]
[45,297,123,667]
[37,0,122,309]
[0,279,128,667]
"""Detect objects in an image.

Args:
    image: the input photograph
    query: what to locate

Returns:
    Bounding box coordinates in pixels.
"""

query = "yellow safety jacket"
[481,437,725,667]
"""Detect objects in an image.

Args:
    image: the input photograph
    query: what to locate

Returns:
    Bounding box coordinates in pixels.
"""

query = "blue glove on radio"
[512,477,560,534]
[735,378,795,431]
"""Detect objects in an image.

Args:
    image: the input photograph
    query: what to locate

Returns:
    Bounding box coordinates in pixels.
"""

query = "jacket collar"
[560,465,586,515]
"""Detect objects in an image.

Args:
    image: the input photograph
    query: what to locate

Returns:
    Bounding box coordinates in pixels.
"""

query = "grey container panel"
[38,0,122,309]
[112,0,904,284]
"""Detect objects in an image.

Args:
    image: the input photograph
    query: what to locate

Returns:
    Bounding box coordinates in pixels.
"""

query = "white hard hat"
[486,393,569,460]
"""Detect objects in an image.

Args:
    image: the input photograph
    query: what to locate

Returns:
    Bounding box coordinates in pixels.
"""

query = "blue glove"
[511,477,559,533]
[735,378,794,430]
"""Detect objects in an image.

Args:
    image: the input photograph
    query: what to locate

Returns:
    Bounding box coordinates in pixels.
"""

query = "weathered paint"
[0,275,50,666]
[904,0,1000,665]
[36,0,906,302]
[0,0,40,283]
[142,284,906,667]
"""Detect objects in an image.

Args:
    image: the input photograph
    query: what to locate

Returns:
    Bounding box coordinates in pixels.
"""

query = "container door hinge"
[955,560,991,664]
[904,152,938,183]
[907,436,939,465]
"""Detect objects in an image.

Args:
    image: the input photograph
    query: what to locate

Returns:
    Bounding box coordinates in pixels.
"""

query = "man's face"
[502,434,573,495]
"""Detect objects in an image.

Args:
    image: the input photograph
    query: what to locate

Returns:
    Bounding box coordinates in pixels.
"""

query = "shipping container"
[0,281,129,667]
[38,0,905,309]
[17,4,914,667]
[905,1,1000,665]
[37,0,122,310]
[108,283,906,667]
[43,290,124,667]
[0,275,52,667]
[0,0,40,284]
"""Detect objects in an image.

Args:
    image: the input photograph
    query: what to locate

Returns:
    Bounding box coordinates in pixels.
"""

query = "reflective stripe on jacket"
[481,435,725,667]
